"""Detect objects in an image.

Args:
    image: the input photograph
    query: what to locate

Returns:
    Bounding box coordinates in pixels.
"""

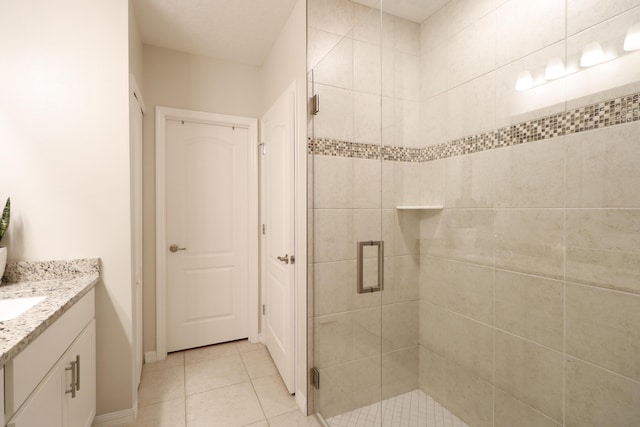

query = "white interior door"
[261,83,296,393]
[166,119,250,352]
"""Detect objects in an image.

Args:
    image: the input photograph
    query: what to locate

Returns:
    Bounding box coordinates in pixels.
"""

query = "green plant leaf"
[0,198,10,243]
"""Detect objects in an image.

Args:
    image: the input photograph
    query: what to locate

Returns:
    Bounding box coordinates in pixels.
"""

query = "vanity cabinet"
[4,289,95,427]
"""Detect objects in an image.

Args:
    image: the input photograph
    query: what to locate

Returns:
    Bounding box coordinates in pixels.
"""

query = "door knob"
[169,244,186,253]
[276,254,289,264]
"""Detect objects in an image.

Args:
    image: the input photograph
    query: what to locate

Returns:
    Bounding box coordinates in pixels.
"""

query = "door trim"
[155,106,259,360]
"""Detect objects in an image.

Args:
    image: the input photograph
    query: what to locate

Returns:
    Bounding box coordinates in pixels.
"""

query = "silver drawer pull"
[65,360,77,398]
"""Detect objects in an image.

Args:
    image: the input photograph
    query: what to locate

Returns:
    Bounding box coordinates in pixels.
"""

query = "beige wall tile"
[421,256,494,324]
[445,361,494,427]
[382,301,418,352]
[494,138,565,208]
[447,12,496,88]
[313,312,353,368]
[420,93,448,146]
[445,150,494,208]
[495,331,563,422]
[313,36,353,90]
[495,270,563,351]
[495,389,561,427]
[495,0,565,67]
[354,92,381,144]
[392,254,420,302]
[307,28,343,71]
[420,42,448,99]
[313,209,353,263]
[353,3,382,45]
[316,363,354,418]
[352,158,381,211]
[354,40,381,95]
[383,209,420,256]
[446,0,496,37]
[420,6,447,53]
[307,0,353,37]
[566,209,640,294]
[353,307,381,359]
[419,301,449,355]
[381,346,419,399]
[394,17,420,55]
[351,355,382,409]
[565,357,640,427]
[446,73,496,141]
[422,209,494,266]
[448,312,494,382]
[394,52,420,101]
[566,283,640,381]
[566,122,640,208]
[394,99,421,148]
[313,260,355,316]
[495,209,564,279]
[313,84,354,141]
[567,0,640,35]
[419,345,446,404]
[313,156,353,209]
[381,161,396,209]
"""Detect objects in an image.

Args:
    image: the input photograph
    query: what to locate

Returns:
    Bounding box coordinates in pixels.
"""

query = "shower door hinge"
[311,367,320,389]
[262,304,266,315]
[310,94,320,115]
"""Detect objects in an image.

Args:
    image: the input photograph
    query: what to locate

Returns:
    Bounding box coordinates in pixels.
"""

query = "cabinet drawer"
[5,288,95,416]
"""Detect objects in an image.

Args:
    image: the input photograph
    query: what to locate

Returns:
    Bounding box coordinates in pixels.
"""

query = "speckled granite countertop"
[0,259,100,368]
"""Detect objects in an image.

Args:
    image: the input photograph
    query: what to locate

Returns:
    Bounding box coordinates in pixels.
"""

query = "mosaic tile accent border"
[309,92,640,162]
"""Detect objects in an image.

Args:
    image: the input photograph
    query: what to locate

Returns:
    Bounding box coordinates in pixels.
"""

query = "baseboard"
[91,407,136,426]
[144,351,157,363]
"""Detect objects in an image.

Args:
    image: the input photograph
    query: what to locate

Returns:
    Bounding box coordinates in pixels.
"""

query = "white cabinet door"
[7,363,63,427]
[65,320,96,427]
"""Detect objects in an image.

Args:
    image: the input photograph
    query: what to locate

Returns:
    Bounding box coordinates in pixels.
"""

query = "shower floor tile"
[324,389,469,427]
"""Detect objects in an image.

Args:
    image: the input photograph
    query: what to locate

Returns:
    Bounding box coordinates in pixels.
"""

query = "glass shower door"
[307,1,385,424]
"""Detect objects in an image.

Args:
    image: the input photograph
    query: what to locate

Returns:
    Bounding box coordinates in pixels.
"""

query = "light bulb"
[515,71,534,91]
[624,23,640,51]
[580,42,606,67]
[545,57,566,80]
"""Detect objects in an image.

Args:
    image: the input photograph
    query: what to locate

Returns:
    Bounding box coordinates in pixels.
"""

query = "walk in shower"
[307,0,640,426]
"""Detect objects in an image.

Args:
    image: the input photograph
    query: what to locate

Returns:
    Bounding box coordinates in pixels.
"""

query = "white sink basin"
[0,296,46,322]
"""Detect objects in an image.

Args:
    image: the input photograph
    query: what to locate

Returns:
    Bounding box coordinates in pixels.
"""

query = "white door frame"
[155,106,259,360]
[129,74,145,410]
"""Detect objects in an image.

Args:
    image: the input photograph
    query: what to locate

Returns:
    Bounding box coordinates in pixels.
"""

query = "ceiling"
[353,0,448,23]
[132,0,447,66]
[132,0,298,66]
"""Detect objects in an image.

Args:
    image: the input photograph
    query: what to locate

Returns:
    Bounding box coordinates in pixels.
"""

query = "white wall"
[0,0,134,417]
[141,46,263,353]
[260,0,308,410]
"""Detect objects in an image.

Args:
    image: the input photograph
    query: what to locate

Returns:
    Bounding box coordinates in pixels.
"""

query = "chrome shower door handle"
[357,240,384,294]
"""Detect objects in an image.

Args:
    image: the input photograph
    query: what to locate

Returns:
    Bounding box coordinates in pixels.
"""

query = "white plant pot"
[0,247,7,281]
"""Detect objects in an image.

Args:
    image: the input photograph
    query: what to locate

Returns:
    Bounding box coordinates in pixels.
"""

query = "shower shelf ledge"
[396,205,444,210]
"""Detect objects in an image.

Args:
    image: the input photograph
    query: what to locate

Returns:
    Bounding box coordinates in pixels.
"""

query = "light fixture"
[545,57,566,80]
[515,71,535,91]
[580,42,606,67]
[624,23,640,51]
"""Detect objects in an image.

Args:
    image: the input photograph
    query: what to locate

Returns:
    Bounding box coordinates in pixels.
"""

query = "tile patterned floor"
[126,339,323,427]
[324,390,468,427]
